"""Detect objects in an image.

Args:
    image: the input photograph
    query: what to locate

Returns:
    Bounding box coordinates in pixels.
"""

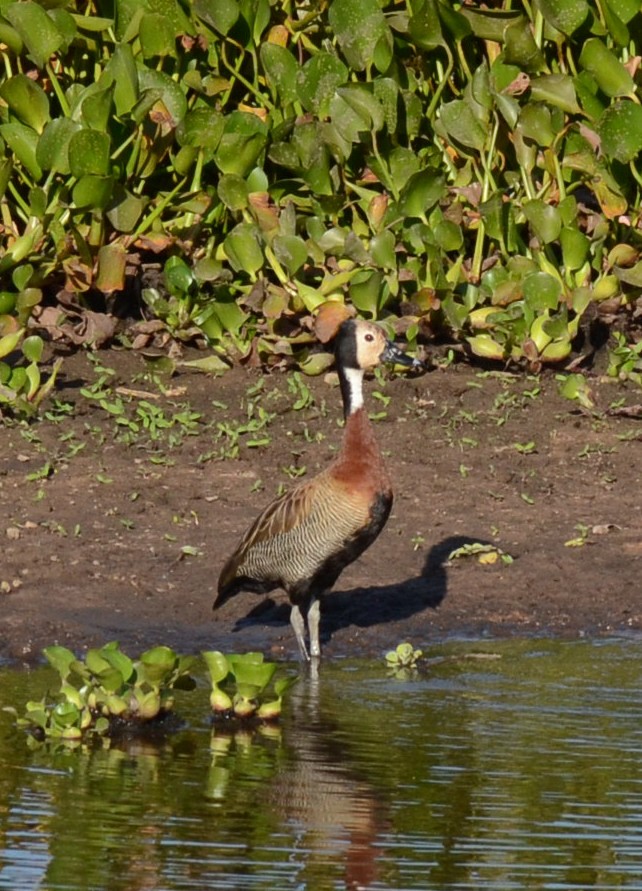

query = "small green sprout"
[447,542,514,566]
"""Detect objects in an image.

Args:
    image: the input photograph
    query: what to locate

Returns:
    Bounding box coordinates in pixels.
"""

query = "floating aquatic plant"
[202,650,297,722]
[385,642,424,674]
[16,642,197,742]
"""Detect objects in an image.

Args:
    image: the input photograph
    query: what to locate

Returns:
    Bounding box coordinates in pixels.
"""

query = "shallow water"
[1,638,641,890]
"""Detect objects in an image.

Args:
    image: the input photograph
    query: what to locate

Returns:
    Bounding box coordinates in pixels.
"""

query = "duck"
[214,304,422,660]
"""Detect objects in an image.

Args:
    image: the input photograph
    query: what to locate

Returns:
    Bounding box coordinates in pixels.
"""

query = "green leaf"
[164,255,194,296]
[106,187,146,233]
[193,0,239,35]
[217,174,250,211]
[224,222,264,276]
[202,650,230,684]
[0,123,42,180]
[529,74,580,114]
[21,335,43,363]
[408,0,444,49]
[349,269,384,318]
[438,100,488,152]
[73,175,114,210]
[68,130,111,177]
[53,701,80,728]
[138,67,188,126]
[36,118,82,174]
[5,1,64,68]
[536,0,589,35]
[139,13,176,58]
[272,234,308,277]
[297,53,348,116]
[523,199,562,244]
[0,75,50,134]
[561,227,590,271]
[579,39,634,97]
[336,85,384,132]
[504,17,546,71]
[370,230,396,269]
[328,0,389,70]
[105,44,139,117]
[597,100,642,164]
[43,645,77,680]
[523,272,562,311]
[214,112,268,177]
[260,43,299,105]
[399,169,446,219]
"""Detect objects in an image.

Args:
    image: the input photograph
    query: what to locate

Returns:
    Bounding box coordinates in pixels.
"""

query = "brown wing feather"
[217,480,317,594]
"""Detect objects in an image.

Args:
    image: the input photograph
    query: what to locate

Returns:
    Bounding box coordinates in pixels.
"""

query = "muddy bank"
[1,350,641,666]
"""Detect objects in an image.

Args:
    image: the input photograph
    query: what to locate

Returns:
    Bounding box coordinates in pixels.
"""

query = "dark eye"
[365,333,375,342]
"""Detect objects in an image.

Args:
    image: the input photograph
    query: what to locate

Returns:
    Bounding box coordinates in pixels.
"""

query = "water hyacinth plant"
[17,642,197,741]
[202,650,297,721]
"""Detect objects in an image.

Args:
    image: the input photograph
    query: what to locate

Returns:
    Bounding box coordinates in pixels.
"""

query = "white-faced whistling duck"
[214,304,423,661]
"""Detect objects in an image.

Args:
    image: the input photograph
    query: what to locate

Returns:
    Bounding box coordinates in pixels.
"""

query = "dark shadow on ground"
[235,535,488,644]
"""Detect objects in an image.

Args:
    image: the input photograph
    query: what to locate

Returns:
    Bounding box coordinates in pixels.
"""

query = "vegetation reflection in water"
[1,638,642,891]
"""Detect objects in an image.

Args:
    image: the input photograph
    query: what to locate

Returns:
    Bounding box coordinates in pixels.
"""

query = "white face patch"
[343,366,364,413]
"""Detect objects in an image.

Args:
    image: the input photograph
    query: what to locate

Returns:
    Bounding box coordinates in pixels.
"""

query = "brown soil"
[1,349,641,666]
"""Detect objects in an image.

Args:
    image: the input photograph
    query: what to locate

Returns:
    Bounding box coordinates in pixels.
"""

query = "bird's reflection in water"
[264,674,390,891]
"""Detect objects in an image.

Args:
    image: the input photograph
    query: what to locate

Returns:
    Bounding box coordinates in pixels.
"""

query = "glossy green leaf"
[605,0,639,23]
[21,335,43,363]
[349,269,384,317]
[224,223,264,276]
[297,53,348,116]
[0,123,42,180]
[0,75,49,134]
[504,17,546,71]
[215,112,268,176]
[5,1,64,68]
[579,39,634,97]
[523,272,562,310]
[529,74,580,114]
[272,235,308,277]
[43,645,77,680]
[139,13,176,57]
[193,0,239,34]
[438,100,487,151]
[561,227,590,271]
[177,108,224,151]
[518,104,554,146]
[106,187,146,232]
[68,130,111,177]
[523,199,562,244]
[408,0,444,49]
[138,68,188,125]
[328,0,388,70]
[458,7,522,41]
[164,255,194,296]
[536,0,589,35]
[72,175,114,210]
[597,101,642,164]
[217,174,250,211]
[260,43,298,105]
[336,85,384,132]
[399,169,446,219]
[105,44,139,116]
[370,230,397,269]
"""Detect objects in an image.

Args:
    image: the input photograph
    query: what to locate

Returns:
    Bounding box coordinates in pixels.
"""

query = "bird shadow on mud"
[234,535,485,643]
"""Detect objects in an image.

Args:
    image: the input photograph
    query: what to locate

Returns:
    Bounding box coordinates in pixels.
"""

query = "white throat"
[343,366,364,415]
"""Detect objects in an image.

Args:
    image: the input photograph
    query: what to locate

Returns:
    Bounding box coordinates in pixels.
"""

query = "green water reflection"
[1,638,641,890]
